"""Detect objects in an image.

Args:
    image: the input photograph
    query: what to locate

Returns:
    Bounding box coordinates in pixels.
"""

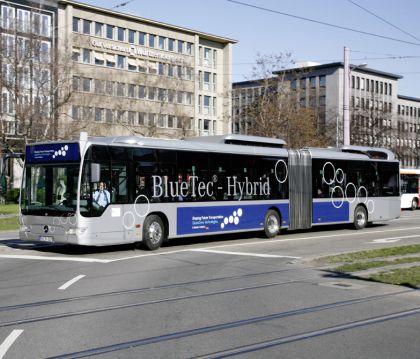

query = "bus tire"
[264,210,280,238]
[353,205,367,230]
[411,198,418,211]
[142,214,166,250]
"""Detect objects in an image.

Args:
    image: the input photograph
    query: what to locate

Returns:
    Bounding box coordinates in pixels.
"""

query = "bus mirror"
[90,163,100,183]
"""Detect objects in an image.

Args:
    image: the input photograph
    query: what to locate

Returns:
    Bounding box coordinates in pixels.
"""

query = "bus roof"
[26,133,398,162]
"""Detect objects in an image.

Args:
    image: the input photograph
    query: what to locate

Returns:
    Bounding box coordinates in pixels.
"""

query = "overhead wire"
[226,0,420,47]
[346,0,420,42]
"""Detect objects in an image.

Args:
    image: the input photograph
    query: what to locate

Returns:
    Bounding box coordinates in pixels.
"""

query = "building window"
[2,5,15,30]
[106,24,114,39]
[138,85,146,98]
[94,52,104,66]
[168,115,175,128]
[82,48,91,64]
[72,48,80,62]
[128,84,135,98]
[168,38,175,51]
[203,47,210,66]
[158,36,165,50]
[95,108,103,122]
[127,29,135,44]
[319,75,327,87]
[186,42,193,55]
[204,96,210,114]
[72,76,80,91]
[106,54,116,67]
[83,19,91,35]
[117,27,125,41]
[149,34,155,48]
[117,55,125,69]
[117,82,125,97]
[128,58,137,71]
[148,87,156,101]
[310,76,316,88]
[139,32,146,46]
[72,17,80,32]
[138,112,146,126]
[204,72,210,91]
[17,9,30,32]
[177,40,184,53]
[149,61,157,74]
[95,22,103,37]
[82,78,91,92]
[105,109,113,123]
[72,105,80,120]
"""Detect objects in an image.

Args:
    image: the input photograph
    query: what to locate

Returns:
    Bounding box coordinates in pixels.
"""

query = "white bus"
[401,168,420,210]
[19,133,400,250]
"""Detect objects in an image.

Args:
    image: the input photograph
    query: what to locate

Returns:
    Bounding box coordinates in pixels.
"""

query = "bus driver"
[93,182,110,208]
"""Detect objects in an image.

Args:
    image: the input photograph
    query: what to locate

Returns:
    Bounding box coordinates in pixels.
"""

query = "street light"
[343,46,367,146]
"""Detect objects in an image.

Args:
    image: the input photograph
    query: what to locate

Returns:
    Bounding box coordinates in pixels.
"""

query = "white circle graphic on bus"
[221,208,242,229]
[323,163,372,210]
[52,145,69,159]
[274,160,288,184]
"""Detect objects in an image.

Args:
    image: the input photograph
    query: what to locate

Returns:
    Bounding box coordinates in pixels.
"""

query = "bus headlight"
[20,224,29,232]
[66,227,87,235]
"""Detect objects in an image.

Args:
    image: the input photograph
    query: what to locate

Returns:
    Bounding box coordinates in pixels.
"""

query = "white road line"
[189,248,301,259]
[0,255,109,263]
[367,234,420,244]
[58,275,86,290]
[2,225,420,264]
[0,330,23,359]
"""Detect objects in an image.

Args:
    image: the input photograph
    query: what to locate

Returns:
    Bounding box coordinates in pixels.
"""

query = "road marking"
[368,234,420,244]
[58,275,86,290]
[1,225,420,264]
[0,255,109,263]
[189,249,301,259]
[0,329,23,359]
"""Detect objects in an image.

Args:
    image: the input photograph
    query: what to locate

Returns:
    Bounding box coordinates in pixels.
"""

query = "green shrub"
[6,189,20,204]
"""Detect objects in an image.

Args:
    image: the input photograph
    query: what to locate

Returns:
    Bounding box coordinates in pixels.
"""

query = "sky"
[82,0,420,97]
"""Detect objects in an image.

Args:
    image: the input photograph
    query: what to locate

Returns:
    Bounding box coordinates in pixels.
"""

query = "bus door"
[288,149,312,230]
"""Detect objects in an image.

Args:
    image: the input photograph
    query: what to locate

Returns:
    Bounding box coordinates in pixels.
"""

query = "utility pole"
[343,46,350,146]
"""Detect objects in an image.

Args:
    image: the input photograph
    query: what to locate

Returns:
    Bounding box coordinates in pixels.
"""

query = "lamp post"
[343,46,367,146]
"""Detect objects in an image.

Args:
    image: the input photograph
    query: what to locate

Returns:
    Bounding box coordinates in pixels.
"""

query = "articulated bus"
[401,168,420,210]
[19,133,400,250]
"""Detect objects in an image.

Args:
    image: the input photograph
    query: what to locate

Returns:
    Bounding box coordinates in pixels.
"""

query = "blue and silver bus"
[19,133,400,250]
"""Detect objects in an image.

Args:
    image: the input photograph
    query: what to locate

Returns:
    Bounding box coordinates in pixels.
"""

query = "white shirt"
[93,189,110,207]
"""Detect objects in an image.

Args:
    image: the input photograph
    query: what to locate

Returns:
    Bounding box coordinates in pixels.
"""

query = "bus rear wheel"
[411,198,418,211]
[264,210,280,238]
[353,206,367,230]
[142,214,166,250]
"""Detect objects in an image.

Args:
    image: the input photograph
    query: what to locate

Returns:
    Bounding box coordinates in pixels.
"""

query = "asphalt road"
[0,210,419,358]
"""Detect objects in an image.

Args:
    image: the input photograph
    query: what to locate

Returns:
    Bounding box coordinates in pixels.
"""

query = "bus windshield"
[21,163,79,216]
[401,174,419,194]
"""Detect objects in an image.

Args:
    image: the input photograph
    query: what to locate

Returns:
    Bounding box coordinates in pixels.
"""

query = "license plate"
[39,236,54,242]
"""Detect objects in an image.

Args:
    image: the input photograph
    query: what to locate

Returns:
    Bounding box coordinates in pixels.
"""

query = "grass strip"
[319,245,420,264]
[369,266,420,288]
[0,216,19,231]
[335,257,420,272]
[0,204,19,215]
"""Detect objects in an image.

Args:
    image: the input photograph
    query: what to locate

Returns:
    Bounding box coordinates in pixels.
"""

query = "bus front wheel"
[264,210,280,238]
[353,206,367,230]
[142,214,166,250]
[411,198,418,211]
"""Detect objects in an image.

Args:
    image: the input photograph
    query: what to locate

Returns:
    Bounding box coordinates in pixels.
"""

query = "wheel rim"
[412,200,417,210]
[148,221,162,245]
[356,210,366,227]
[267,214,279,235]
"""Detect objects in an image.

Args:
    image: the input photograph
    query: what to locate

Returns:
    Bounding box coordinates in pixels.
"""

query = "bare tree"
[238,53,333,148]
[0,13,76,153]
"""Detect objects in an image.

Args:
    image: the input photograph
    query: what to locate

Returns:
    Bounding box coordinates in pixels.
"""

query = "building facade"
[58,0,236,139]
[232,62,420,168]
